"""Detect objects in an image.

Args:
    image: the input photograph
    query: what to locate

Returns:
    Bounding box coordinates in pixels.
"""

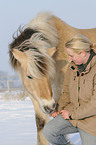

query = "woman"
[43,35,96,145]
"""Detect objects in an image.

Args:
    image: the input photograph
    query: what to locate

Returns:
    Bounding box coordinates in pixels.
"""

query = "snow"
[0,91,81,145]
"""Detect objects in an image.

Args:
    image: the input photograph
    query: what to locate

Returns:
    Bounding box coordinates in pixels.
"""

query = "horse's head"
[10,46,57,114]
[9,13,59,114]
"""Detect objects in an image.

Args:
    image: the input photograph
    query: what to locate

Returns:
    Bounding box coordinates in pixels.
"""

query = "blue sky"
[0,0,96,75]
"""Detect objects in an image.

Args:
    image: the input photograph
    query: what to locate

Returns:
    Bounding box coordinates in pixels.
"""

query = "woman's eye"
[27,76,33,79]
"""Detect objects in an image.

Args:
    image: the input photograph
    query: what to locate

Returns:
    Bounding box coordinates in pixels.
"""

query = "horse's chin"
[42,109,56,115]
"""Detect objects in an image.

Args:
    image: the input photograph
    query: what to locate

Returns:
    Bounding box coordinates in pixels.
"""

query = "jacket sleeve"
[58,67,71,112]
[70,74,96,120]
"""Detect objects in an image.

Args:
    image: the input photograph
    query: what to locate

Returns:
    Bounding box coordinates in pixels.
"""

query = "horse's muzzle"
[43,103,57,114]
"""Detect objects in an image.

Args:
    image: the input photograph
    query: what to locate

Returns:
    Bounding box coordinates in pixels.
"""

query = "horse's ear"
[48,47,57,56]
[12,49,27,64]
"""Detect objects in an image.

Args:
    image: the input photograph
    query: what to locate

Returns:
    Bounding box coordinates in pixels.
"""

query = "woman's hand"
[50,111,59,117]
[60,110,69,119]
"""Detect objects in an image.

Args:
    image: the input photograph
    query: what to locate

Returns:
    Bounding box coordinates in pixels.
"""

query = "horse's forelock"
[9,12,57,78]
[9,27,38,68]
[25,48,56,79]
[9,27,56,78]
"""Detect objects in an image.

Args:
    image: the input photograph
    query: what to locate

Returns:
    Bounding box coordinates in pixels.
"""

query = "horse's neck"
[52,16,77,61]
[54,16,96,43]
[51,16,96,102]
[54,16,78,40]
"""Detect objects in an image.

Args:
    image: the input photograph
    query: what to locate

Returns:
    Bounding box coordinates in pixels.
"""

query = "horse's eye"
[27,76,33,79]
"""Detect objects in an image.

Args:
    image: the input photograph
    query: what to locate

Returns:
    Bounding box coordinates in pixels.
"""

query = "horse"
[9,12,96,145]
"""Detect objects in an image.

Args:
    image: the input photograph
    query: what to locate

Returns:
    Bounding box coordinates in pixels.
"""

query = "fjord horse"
[9,12,96,145]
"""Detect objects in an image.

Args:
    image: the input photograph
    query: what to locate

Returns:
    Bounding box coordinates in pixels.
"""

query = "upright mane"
[9,12,58,78]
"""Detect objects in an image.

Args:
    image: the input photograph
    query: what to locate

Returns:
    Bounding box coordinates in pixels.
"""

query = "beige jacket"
[58,55,96,136]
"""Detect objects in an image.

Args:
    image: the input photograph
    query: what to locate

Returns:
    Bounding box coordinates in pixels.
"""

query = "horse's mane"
[9,12,58,78]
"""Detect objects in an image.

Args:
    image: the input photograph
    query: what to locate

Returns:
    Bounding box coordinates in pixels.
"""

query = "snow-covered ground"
[0,91,82,145]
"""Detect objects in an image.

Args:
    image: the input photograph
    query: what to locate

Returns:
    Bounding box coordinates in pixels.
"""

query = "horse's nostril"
[52,103,56,109]
[44,106,50,112]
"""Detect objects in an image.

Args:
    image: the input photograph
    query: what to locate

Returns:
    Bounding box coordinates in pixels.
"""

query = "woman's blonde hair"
[65,34,96,54]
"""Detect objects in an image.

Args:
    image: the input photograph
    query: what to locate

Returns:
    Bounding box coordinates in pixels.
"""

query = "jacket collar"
[69,55,96,76]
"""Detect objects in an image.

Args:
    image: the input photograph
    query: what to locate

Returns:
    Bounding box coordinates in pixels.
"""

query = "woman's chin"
[73,61,82,65]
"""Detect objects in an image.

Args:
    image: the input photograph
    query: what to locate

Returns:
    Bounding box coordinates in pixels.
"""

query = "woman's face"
[66,48,86,65]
